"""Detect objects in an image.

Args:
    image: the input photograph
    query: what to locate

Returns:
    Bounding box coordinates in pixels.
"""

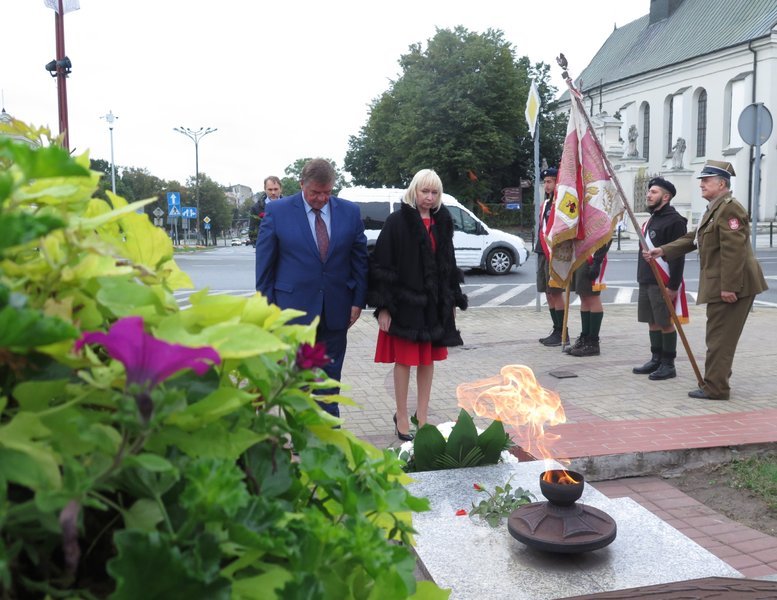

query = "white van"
[339,187,529,275]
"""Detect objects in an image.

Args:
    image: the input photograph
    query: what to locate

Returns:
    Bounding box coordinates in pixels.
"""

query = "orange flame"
[541,469,580,484]
[457,364,568,470]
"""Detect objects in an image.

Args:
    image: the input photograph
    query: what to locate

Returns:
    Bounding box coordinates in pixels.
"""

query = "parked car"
[230,238,242,246]
[339,187,530,275]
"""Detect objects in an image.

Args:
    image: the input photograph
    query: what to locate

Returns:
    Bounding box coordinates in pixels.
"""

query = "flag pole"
[555,55,703,388]
[561,280,572,352]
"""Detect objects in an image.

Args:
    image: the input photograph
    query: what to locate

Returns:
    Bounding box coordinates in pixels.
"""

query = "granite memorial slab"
[406,461,741,599]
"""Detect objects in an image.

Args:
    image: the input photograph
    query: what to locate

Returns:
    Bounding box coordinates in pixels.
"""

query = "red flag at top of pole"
[547,86,624,287]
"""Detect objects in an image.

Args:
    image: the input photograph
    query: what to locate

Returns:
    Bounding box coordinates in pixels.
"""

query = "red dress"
[374,217,449,366]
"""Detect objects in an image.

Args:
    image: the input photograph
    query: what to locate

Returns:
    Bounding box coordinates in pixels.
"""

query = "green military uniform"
[661,192,767,399]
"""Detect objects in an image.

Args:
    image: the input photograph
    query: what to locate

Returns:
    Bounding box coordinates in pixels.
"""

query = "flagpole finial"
[556,54,571,83]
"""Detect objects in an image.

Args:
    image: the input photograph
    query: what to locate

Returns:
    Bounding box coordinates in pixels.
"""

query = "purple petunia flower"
[75,316,220,390]
[295,342,330,370]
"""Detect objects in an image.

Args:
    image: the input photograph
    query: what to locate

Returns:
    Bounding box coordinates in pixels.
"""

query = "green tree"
[281,157,350,196]
[344,27,566,204]
[121,167,165,208]
[187,173,232,236]
[89,158,132,200]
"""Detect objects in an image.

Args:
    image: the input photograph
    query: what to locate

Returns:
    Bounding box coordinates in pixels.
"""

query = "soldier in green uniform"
[646,160,768,400]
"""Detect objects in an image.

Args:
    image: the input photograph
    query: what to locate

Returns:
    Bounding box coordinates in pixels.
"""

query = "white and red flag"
[547,87,624,287]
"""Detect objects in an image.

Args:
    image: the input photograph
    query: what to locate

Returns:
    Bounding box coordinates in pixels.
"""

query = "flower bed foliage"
[0,121,447,599]
[396,410,513,472]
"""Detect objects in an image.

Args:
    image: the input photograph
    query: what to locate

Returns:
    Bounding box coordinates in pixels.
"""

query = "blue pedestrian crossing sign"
[167,192,181,213]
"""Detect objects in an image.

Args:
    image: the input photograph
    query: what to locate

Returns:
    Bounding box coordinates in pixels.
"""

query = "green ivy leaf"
[95,277,164,318]
[3,140,90,180]
[12,379,70,412]
[107,530,230,600]
[231,565,293,600]
[243,441,293,498]
[0,306,77,350]
[0,213,65,251]
[123,498,164,531]
[166,388,256,431]
[180,458,250,521]
[148,423,266,460]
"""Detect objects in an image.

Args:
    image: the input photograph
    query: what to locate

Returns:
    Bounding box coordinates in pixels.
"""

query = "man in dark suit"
[255,158,368,417]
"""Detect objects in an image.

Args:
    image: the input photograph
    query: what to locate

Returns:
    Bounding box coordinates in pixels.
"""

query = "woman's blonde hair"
[403,169,443,210]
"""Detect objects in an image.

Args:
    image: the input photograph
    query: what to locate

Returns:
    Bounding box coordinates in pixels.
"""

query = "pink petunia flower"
[295,342,330,370]
[75,316,220,390]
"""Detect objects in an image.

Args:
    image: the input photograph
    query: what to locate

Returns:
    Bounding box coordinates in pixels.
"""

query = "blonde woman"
[367,169,467,440]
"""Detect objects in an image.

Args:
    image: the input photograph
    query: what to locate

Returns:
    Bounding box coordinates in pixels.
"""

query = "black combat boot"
[649,354,676,380]
[540,329,563,347]
[564,335,584,355]
[633,351,661,374]
[539,328,558,344]
[570,335,600,356]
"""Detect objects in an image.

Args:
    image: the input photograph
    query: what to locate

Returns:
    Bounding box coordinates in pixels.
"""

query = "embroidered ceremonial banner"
[548,88,624,287]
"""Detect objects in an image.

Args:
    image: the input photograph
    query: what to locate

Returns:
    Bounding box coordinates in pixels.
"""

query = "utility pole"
[44,0,78,150]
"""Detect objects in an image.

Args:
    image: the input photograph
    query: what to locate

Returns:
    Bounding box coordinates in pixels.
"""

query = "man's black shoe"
[649,362,676,380]
[564,335,584,355]
[539,328,558,344]
[541,329,563,347]
[570,336,600,357]
[633,353,661,374]
[688,388,729,400]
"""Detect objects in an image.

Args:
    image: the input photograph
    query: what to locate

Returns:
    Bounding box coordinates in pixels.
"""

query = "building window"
[696,90,707,157]
[667,99,674,156]
[642,104,650,161]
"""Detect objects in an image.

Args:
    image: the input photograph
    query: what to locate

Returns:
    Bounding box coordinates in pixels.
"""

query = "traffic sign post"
[181,206,197,220]
[167,191,181,213]
[738,103,773,253]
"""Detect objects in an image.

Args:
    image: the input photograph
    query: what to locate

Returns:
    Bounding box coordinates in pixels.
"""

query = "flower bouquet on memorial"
[394,409,515,472]
[469,479,534,527]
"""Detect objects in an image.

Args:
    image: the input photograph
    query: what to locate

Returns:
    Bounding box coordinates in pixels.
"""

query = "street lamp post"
[101,110,118,194]
[173,126,217,243]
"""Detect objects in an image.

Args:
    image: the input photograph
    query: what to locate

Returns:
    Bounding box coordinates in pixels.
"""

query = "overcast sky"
[2,1,648,194]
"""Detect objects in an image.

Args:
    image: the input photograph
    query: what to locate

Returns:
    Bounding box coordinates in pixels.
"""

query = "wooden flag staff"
[555,54,703,388]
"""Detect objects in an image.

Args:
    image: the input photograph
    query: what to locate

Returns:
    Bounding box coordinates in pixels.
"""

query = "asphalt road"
[174,245,777,309]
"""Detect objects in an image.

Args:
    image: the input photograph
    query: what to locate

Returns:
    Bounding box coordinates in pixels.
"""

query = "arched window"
[696,90,707,157]
[667,99,674,155]
[642,104,650,160]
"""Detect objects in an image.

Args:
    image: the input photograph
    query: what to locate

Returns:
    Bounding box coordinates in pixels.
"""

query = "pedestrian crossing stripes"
[174,284,737,309]
[173,286,776,308]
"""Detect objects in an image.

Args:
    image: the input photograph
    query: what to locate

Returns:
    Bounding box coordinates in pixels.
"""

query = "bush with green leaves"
[398,410,513,472]
[0,120,448,599]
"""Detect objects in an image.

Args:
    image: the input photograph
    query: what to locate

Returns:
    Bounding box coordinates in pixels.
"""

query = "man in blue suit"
[255,158,368,417]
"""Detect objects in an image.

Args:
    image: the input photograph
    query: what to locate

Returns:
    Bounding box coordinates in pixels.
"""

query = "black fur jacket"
[367,202,468,346]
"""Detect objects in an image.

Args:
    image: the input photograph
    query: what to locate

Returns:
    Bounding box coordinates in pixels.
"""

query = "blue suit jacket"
[255,192,368,329]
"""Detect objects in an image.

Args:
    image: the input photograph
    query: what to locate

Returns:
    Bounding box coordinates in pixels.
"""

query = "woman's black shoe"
[393,413,415,441]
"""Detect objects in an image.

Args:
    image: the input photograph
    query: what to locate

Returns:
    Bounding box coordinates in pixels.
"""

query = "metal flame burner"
[508,470,617,554]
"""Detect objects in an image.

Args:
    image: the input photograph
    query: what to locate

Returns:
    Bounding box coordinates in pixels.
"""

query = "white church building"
[558,0,777,233]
